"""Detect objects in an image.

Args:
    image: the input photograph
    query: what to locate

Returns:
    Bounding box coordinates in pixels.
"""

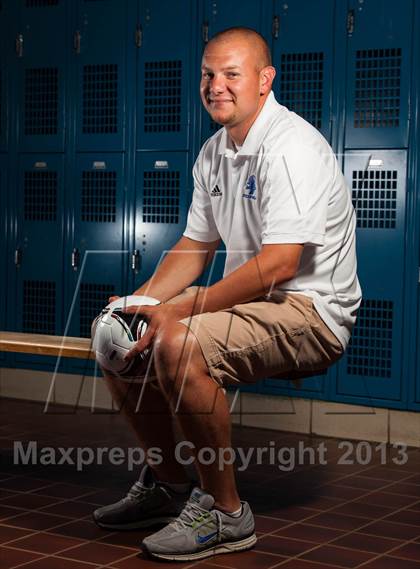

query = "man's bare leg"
[103,372,190,484]
[153,323,241,513]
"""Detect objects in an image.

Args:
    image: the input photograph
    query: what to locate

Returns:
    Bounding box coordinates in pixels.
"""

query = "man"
[93,27,361,561]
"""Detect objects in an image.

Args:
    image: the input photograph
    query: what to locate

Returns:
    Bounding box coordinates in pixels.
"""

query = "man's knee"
[153,322,207,381]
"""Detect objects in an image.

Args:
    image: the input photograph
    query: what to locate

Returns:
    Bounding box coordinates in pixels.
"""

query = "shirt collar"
[218,91,279,158]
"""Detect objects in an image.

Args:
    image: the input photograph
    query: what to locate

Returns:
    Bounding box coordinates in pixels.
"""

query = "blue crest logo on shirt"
[243,175,257,200]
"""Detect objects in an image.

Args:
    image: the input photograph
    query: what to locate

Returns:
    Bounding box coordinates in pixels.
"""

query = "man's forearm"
[134,236,220,302]
[175,244,302,316]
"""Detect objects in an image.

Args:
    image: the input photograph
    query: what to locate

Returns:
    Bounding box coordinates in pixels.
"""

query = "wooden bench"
[0,332,95,360]
[0,332,325,385]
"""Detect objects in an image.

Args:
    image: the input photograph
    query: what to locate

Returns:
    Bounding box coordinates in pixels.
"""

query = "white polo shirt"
[183,91,361,349]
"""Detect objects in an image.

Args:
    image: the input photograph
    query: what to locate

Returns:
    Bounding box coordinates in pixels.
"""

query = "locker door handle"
[74,30,81,54]
[135,25,142,48]
[15,33,23,57]
[71,248,80,271]
[14,248,22,268]
[131,249,140,272]
[347,10,355,36]
[272,16,280,39]
[202,21,209,43]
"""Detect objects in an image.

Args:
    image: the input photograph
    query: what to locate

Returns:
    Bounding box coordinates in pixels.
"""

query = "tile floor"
[0,398,420,568]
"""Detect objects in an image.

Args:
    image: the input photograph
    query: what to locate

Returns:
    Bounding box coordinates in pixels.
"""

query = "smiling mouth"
[208,99,233,105]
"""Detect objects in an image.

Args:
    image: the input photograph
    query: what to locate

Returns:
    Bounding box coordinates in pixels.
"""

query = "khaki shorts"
[166,287,343,387]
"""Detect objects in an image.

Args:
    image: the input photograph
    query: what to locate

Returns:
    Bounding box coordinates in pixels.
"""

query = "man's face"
[200,38,263,134]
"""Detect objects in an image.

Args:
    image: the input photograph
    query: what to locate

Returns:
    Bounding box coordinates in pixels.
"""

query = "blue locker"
[335,150,407,407]
[259,369,332,400]
[202,0,264,33]
[74,0,127,152]
[412,1,420,408]
[272,0,335,143]
[0,57,6,153]
[15,0,67,152]
[136,0,193,151]
[133,151,190,288]
[344,0,413,149]
[199,0,265,143]
[12,154,66,371]
[65,153,129,343]
[0,0,11,152]
[416,286,420,405]
[0,154,8,364]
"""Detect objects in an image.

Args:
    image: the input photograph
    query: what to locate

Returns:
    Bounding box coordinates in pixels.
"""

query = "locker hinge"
[131,250,141,273]
[272,15,280,39]
[15,33,23,58]
[418,267,420,284]
[347,9,355,36]
[14,248,22,268]
[135,24,142,48]
[74,30,81,54]
[202,21,209,43]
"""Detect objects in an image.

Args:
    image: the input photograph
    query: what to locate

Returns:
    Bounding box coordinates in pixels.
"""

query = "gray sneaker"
[92,465,190,530]
[141,487,257,561]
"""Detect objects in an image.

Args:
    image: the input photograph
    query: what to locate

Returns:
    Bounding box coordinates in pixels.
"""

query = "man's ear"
[260,66,276,95]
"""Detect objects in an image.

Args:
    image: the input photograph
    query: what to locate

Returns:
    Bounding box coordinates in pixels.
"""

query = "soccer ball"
[91,295,160,376]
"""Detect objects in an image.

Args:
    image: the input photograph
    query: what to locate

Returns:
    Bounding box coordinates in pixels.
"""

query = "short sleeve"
[183,154,220,242]
[260,143,332,246]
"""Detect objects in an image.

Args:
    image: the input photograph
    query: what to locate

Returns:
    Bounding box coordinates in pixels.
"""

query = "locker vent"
[26,0,59,6]
[83,64,118,134]
[23,280,56,334]
[280,52,323,129]
[143,171,180,223]
[347,299,393,378]
[25,68,58,135]
[144,61,181,132]
[81,171,116,222]
[80,283,115,338]
[351,169,397,229]
[24,171,57,221]
[354,48,401,128]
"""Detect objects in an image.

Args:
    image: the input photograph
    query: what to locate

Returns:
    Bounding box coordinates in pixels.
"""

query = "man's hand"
[122,303,192,362]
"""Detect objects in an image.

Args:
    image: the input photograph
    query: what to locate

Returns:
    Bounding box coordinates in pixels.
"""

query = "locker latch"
[14,248,22,268]
[347,9,355,36]
[135,25,142,48]
[202,21,209,44]
[74,31,81,55]
[15,34,23,58]
[131,250,141,273]
[272,15,280,39]
[71,248,80,271]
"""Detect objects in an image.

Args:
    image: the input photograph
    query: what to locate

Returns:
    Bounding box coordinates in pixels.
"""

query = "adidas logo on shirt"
[210,184,222,197]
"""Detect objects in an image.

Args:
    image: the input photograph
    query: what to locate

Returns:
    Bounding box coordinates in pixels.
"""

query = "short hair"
[206,27,272,70]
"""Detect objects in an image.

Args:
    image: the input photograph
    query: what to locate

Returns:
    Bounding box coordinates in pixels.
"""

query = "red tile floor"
[0,398,420,568]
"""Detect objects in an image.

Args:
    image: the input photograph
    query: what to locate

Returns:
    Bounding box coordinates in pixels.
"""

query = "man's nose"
[209,74,226,94]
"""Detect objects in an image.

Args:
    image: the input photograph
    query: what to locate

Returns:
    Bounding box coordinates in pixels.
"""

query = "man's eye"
[203,72,213,79]
[227,73,238,78]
